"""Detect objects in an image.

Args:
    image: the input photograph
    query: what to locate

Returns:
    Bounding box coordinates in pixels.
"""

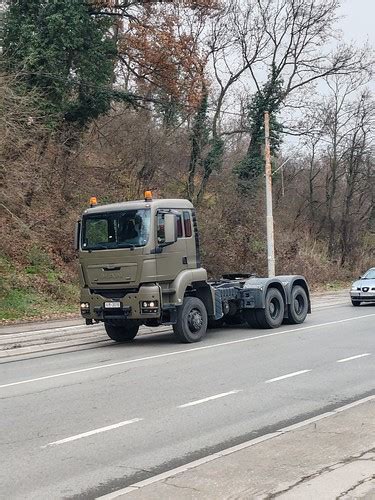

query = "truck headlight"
[80,302,90,312]
[140,300,159,313]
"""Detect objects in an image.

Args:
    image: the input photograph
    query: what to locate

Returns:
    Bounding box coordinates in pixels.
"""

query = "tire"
[351,299,361,307]
[104,320,140,342]
[287,285,309,324]
[243,309,261,328]
[173,297,208,343]
[255,288,285,329]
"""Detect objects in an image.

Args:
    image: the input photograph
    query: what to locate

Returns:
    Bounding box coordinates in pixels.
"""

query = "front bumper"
[80,284,161,321]
[350,291,375,302]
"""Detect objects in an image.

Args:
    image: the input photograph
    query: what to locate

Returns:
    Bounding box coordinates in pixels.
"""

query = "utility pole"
[264,111,275,277]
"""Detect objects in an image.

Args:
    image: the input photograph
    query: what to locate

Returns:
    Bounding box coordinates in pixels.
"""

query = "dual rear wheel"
[244,288,285,329]
[244,285,308,329]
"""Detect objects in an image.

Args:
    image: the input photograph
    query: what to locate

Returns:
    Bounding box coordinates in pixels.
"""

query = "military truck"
[75,192,310,343]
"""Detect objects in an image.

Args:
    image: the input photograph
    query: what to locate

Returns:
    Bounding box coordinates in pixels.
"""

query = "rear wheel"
[104,320,140,342]
[287,285,309,324]
[173,297,208,343]
[255,288,285,329]
[351,299,361,307]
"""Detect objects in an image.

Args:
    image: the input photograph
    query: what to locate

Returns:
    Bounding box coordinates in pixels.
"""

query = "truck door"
[155,211,188,281]
[182,210,198,269]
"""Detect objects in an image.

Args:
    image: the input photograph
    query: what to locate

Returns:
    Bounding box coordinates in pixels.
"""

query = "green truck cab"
[76,193,310,343]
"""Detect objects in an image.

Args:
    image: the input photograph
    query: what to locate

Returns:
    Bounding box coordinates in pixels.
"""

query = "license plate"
[104,301,121,309]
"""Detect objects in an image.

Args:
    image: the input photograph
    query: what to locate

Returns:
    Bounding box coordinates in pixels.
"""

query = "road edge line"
[96,394,375,499]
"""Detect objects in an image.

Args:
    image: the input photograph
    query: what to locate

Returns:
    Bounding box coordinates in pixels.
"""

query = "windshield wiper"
[85,243,137,251]
[118,243,136,249]
[88,244,111,250]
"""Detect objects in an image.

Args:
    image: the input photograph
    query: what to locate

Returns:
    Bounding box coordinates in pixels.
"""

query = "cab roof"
[83,198,194,215]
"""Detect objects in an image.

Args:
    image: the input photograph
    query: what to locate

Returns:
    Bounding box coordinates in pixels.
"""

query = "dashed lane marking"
[178,390,242,408]
[265,369,311,383]
[42,418,143,448]
[337,353,371,363]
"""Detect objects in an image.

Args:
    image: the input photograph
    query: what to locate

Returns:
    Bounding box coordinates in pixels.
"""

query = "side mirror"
[74,221,81,250]
[162,213,177,246]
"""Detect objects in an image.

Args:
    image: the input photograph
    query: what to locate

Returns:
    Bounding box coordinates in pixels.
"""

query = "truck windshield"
[82,209,151,250]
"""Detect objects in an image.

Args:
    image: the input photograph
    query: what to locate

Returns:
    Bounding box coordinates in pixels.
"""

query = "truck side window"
[157,213,165,244]
[183,211,192,237]
[157,212,183,244]
[176,214,183,238]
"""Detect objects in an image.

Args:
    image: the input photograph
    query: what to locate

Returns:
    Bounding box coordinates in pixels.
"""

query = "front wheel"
[173,297,208,343]
[255,288,285,329]
[351,299,361,307]
[104,320,140,342]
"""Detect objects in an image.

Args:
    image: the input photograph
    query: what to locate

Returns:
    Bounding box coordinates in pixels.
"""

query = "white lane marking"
[2,312,375,390]
[178,390,241,408]
[42,418,142,448]
[337,353,371,363]
[97,394,375,498]
[265,370,311,383]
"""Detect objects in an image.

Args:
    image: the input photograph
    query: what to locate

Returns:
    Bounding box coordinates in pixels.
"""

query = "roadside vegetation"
[0,252,77,322]
[1,0,374,322]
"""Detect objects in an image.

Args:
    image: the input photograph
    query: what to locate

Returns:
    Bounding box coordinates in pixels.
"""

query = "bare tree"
[188,0,372,198]
[339,92,374,264]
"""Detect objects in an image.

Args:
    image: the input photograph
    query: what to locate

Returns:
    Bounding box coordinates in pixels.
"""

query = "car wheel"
[351,300,361,307]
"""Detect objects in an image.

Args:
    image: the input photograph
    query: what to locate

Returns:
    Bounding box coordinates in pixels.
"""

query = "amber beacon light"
[144,190,153,201]
[89,196,98,207]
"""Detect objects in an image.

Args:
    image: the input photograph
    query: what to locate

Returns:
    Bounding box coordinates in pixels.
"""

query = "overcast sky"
[339,0,375,45]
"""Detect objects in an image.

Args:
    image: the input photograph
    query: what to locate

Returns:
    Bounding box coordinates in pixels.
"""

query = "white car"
[350,268,375,306]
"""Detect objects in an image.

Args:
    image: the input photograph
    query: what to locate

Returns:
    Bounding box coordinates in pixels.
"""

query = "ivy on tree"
[187,85,224,202]
[3,0,124,129]
[236,70,284,187]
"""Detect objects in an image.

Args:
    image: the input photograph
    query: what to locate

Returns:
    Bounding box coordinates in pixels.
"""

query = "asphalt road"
[1,300,374,499]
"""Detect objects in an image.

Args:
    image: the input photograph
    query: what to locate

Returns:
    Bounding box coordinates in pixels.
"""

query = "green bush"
[26,246,53,275]
[0,252,79,321]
